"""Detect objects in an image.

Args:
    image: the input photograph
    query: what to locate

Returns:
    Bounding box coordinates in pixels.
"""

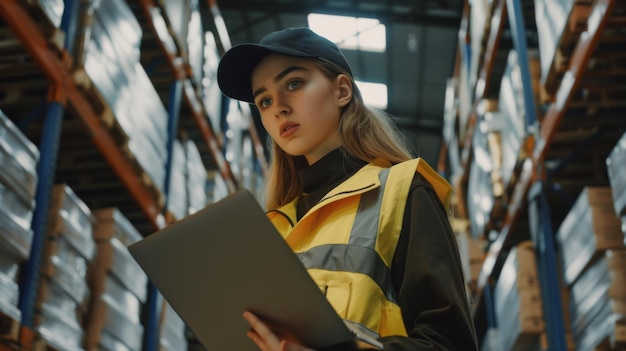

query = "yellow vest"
[267,158,452,337]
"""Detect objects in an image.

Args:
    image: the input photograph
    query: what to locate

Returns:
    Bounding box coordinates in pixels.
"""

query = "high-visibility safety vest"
[267,158,452,337]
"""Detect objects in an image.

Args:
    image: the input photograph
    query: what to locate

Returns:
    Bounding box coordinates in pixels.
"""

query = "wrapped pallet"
[79,0,169,196]
[497,50,541,192]
[0,110,39,322]
[168,140,189,221]
[606,132,626,218]
[556,187,624,286]
[534,0,591,92]
[567,249,626,350]
[466,100,502,238]
[37,184,96,351]
[493,241,545,351]
[84,208,148,351]
[185,139,208,215]
[159,300,187,351]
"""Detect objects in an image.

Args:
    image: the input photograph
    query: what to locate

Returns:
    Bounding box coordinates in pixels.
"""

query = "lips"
[279,122,299,138]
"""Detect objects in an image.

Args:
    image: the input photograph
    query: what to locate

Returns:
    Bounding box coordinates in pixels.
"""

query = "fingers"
[244,311,281,351]
[244,312,316,351]
[280,339,316,351]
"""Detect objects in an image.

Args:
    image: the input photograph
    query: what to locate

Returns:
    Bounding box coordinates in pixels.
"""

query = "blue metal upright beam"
[528,182,567,351]
[506,0,538,132]
[17,0,78,330]
[162,80,183,202]
[18,101,64,328]
[61,0,79,53]
[143,79,183,351]
[507,1,567,349]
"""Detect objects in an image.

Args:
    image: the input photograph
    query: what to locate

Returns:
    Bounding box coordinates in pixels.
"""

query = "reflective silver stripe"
[349,167,390,247]
[298,167,399,304]
[297,244,398,303]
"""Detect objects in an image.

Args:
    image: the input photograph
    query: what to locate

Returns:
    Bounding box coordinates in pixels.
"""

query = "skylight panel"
[308,13,386,52]
[355,81,388,110]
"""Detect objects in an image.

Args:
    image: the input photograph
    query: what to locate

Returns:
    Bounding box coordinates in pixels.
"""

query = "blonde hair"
[263,59,413,210]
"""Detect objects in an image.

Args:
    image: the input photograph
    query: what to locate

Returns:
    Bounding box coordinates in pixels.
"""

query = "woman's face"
[251,54,351,164]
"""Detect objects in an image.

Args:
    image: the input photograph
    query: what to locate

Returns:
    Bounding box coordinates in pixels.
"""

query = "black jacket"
[297,149,478,350]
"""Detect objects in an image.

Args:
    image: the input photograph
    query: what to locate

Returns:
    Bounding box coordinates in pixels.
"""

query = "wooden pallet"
[589,319,626,351]
[0,310,20,350]
[31,338,59,351]
[70,68,165,205]
[71,68,127,146]
[71,2,96,69]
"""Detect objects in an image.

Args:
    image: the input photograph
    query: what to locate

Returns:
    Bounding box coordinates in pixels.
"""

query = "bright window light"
[308,13,386,52]
[355,81,388,110]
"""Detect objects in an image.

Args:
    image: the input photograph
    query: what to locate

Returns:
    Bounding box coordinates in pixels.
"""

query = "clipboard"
[129,189,383,350]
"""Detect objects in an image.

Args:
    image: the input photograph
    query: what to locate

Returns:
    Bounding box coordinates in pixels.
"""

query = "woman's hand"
[243,311,316,351]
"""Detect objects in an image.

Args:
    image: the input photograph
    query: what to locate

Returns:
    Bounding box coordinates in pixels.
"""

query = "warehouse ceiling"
[205,0,465,167]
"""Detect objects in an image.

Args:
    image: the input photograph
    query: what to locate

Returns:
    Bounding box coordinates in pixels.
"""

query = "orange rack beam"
[475,0,615,295]
[137,0,240,193]
[459,0,506,172]
[0,0,165,230]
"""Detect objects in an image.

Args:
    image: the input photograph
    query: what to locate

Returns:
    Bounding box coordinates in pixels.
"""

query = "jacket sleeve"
[380,174,478,351]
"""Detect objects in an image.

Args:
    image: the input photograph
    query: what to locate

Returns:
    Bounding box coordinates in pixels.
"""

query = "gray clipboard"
[129,189,383,350]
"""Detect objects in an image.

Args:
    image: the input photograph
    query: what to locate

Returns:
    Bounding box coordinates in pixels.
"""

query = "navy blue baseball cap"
[217,27,352,103]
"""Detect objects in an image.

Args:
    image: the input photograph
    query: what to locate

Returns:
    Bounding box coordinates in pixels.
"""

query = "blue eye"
[287,80,301,90]
[258,98,272,109]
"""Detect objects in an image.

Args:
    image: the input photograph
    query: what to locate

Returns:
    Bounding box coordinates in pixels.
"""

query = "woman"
[217,27,478,351]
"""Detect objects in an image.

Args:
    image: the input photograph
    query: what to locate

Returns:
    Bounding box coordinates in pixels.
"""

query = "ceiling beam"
[217,1,462,31]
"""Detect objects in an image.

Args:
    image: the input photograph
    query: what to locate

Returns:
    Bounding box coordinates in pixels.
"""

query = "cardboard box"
[92,208,143,247]
[557,187,623,286]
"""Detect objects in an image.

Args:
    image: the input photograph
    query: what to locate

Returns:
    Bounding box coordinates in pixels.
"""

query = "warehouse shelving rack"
[0,0,267,350]
[444,0,623,349]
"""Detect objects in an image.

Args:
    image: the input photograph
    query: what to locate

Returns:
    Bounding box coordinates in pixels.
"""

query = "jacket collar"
[271,159,390,227]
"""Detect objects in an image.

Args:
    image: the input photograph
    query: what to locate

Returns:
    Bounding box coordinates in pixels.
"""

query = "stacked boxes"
[186,0,204,89]
[467,99,501,238]
[556,187,624,286]
[34,0,65,28]
[37,184,95,350]
[159,0,192,56]
[185,139,208,215]
[81,0,169,195]
[168,139,208,220]
[0,110,39,322]
[84,208,148,351]
[202,32,223,138]
[159,301,187,351]
[606,132,626,233]
[468,0,492,92]
[158,0,206,90]
[455,224,487,294]
[168,140,189,220]
[534,0,591,92]
[567,250,626,350]
[606,132,626,248]
[556,187,625,350]
[497,50,541,191]
[481,328,501,351]
[493,241,545,351]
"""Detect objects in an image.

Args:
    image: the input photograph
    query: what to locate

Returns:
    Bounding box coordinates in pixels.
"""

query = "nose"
[273,93,290,117]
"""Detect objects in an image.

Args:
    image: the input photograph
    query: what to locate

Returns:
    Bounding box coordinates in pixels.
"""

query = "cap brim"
[217,43,316,103]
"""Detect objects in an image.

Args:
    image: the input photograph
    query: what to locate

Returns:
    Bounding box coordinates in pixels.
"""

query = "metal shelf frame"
[477,0,616,294]
[17,98,65,328]
[137,0,247,194]
[457,0,618,349]
[528,182,568,351]
[0,0,167,230]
